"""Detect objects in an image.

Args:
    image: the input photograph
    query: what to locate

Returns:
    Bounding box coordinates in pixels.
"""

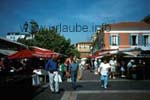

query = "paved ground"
[32,70,150,100]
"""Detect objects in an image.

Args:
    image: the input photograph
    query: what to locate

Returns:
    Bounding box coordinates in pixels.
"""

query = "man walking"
[69,57,79,90]
[98,59,111,89]
[45,55,59,93]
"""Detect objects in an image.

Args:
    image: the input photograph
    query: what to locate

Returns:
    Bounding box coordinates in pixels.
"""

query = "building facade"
[76,42,92,58]
[6,32,32,41]
[92,22,150,56]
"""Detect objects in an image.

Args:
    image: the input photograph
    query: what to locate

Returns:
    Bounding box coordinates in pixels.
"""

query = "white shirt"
[81,60,85,66]
[98,62,111,75]
[94,60,98,67]
[109,60,116,67]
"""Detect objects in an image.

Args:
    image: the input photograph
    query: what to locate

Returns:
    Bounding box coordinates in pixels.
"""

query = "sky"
[0,0,150,44]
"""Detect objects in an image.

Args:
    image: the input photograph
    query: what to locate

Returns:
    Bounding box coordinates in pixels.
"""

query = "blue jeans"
[71,71,77,89]
[100,75,108,88]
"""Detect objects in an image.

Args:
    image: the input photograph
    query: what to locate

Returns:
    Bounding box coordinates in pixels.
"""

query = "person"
[45,55,59,93]
[59,61,67,81]
[90,58,95,72]
[78,59,85,80]
[0,58,4,72]
[127,60,134,79]
[109,57,117,79]
[98,59,111,89]
[120,60,126,78]
[137,60,145,80]
[69,57,79,90]
[131,61,137,80]
[94,58,98,75]
[11,59,26,75]
[64,55,73,80]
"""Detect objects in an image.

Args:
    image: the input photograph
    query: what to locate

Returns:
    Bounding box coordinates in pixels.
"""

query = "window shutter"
[138,34,141,46]
[129,34,132,45]
[142,35,144,46]
[118,34,120,45]
[109,35,111,45]
[140,34,143,46]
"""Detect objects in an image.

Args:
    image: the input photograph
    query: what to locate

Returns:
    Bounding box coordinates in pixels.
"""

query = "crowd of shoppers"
[1,54,150,95]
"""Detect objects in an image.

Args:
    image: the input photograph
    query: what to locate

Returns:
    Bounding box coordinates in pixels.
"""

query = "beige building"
[76,42,92,58]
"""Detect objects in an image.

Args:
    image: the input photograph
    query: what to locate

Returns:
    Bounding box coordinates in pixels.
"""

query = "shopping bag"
[58,74,62,83]
[77,75,82,80]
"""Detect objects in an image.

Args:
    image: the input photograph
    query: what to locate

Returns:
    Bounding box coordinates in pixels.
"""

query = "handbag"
[65,71,71,78]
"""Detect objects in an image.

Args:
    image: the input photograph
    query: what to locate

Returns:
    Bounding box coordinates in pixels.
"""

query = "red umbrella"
[8,49,33,59]
[31,46,60,58]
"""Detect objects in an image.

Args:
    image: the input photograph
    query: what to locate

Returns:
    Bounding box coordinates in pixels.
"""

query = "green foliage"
[30,19,39,34]
[141,15,150,24]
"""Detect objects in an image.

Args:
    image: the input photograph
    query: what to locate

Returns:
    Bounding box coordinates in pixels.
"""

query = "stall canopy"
[7,46,61,59]
[87,55,99,58]
[31,46,60,58]
[87,49,118,59]
[8,49,33,59]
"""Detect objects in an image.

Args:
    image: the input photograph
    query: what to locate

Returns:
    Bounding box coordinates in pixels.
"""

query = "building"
[92,22,150,57]
[76,42,92,58]
[6,32,32,41]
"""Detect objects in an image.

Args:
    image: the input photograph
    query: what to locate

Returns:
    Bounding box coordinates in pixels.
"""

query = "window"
[143,35,150,46]
[112,35,117,45]
[132,35,137,45]
[7,32,10,35]
[13,37,15,41]
[15,32,19,35]
[79,45,81,49]
[131,35,138,46]
[110,34,118,46]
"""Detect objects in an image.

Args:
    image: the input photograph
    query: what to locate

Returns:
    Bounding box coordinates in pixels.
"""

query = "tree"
[141,15,150,24]
[30,19,39,38]
[23,21,28,32]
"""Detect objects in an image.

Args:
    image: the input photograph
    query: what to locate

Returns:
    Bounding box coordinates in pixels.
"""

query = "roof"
[76,42,92,45]
[108,22,150,31]
[7,32,30,35]
[0,49,17,56]
[0,37,27,50]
